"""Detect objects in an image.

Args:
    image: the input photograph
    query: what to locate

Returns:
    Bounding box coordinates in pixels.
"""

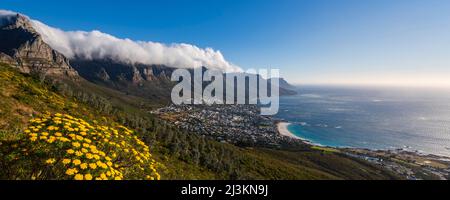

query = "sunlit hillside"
[0,63,400,180]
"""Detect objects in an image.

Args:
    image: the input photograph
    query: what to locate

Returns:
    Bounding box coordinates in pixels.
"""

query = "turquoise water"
[276,86,450,157]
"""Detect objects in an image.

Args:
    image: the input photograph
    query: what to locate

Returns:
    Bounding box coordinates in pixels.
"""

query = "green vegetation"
[311,146,341,153]
[0,63,400,180]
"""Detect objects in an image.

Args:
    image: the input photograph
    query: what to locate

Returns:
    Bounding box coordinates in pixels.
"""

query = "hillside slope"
[0,63,400,180]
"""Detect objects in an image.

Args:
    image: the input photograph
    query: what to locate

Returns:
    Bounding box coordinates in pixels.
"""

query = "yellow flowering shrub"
[20,113,161,180]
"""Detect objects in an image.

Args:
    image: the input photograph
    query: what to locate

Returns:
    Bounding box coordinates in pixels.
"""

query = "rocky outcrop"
[0,14,78,78]
[70,59,173,85]
[69,58,175,100]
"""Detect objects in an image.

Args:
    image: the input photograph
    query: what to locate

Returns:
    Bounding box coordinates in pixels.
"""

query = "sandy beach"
[277,122,302,140]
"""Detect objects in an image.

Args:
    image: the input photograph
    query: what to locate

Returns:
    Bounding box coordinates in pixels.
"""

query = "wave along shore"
[277,122,302,139]
[277,122,320,146]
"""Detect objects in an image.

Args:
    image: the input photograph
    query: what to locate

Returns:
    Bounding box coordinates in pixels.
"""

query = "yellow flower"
[75,151,83,157]
[58,137,70,142]
[41,132,49,136]
[66,168,78,176]
[74,174,84,180]
[66,149,75,154]
[55,132,62,137]
[73,159,81,165]
[84,174,93,180]
[80,163,88,169]
[30,137,38,142]
[62,159,71,164]
[47,137,56,143]
[95,173,105,180]
[85,153,93,159]
[76,135,84,141]
[72,142,81,148]
[89,163,97,169]
[45,158,56,164]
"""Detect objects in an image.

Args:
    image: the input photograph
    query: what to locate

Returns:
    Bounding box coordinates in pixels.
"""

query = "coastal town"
[152,104,299,147]
[153,104,450,180]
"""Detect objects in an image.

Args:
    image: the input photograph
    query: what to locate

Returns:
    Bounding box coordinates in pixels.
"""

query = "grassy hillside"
[0,63,401,180]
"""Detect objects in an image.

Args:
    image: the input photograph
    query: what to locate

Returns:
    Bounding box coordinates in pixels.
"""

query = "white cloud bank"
[0,10,242,72]
[0,10,19,26]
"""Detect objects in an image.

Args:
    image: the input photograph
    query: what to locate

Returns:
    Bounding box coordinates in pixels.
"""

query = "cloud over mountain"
[0,10,19,26]
[0,10,242,72]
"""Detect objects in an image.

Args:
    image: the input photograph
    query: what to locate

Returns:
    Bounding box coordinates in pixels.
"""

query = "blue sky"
[3,0,450,86]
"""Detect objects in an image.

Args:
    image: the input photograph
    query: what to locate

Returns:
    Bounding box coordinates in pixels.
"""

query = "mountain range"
[1,13,297,102]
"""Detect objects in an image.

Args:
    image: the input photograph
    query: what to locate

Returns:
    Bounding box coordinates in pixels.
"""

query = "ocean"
[275,85,450,157]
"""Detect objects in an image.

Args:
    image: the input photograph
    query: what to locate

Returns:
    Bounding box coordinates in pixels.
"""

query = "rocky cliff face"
[0,14,78,78]
[70,58,175,100]
[70,59,173,85]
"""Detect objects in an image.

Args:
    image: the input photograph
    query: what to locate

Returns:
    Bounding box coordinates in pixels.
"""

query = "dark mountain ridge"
[71,58,298,102]
[70,58,175,100]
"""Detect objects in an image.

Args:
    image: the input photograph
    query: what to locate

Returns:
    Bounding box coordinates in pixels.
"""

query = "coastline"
[275,121,449,179]
[276,122,318,146]
[276,122,302,140]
